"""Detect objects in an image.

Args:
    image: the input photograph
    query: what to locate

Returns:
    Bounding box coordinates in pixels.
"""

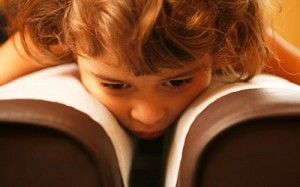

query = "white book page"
[0,64,134,187]
[165,74,300,187]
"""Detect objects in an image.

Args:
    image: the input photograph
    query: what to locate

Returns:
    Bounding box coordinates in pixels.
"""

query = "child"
[0,0,299,139]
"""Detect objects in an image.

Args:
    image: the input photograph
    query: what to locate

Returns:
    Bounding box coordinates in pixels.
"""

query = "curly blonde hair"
[3,0,271,80]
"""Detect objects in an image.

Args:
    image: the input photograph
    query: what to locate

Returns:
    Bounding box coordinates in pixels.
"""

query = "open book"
[1,64,300,187]
[165,71,300,187]
[0,64,134,187]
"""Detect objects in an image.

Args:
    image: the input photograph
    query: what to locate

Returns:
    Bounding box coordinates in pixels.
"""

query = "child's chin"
[132,130,165,139]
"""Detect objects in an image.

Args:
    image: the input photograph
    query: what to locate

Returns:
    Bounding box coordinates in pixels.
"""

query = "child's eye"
[163,78,192,88]
[101,82,131,90]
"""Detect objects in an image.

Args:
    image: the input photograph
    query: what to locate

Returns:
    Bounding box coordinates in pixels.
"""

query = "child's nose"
[130,101,165,126]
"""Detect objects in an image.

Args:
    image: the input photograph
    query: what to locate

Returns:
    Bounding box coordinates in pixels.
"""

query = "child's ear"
[49,43,69,56]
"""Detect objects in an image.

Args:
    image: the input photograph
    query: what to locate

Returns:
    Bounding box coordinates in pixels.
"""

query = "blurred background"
[272,0,300,47]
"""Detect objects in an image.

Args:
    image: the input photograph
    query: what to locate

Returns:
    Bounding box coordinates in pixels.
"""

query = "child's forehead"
[80,52,212,77]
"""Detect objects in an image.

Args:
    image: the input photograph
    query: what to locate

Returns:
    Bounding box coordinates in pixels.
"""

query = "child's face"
[77,54,212,139]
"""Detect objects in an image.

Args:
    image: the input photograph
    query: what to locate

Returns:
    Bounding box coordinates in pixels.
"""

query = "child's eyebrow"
[89,71,126,82]
[161,65,205,80]
[88,65,205,82]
